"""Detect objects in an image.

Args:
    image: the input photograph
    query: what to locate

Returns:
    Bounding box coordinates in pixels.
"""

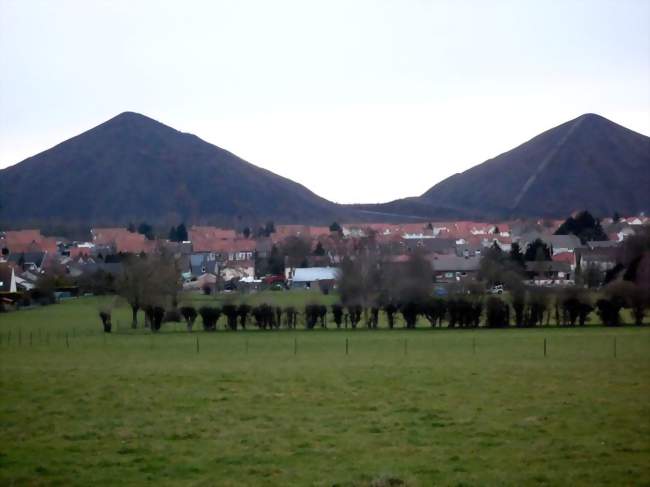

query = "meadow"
[1,295,649,486]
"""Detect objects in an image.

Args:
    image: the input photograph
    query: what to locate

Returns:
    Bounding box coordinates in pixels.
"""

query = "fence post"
[294,337,297,355]
[614,337,617,359]
[345,337,349,355]
[543,338,547,357]
[196,336,199,354]
[472,337,476,355]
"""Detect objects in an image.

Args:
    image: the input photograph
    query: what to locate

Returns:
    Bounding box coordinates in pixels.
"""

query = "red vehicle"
[262,274,286,286]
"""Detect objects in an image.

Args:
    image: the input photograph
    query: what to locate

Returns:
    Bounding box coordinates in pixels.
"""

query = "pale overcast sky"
[1,0,648,204]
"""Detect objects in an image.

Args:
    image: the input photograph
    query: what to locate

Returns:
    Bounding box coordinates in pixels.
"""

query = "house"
[517,232,582,255]
[7,251,47,272]
[189,253,218,277]
[273,225,331,243]
[552,252,577,270]
[289,267,339,289]
[586,240,619,249]
[91,228,154,254]
[546,235,582,255]
[189,226,237,252]
[402,237,456,255]
[525,261,573,285]
[431,255,481,282]
[254,237,274,259]
[576,247,618,272]
[482,236,512,252]
[0,263,17,293]
[226,240,255,262]
[221,260,255,281]
[14,274,35,291]
[1,230,58,254]
[68,245,94,258]
[183,273,218,292]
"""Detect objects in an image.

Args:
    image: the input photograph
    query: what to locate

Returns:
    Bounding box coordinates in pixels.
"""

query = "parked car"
[489,284,504,294]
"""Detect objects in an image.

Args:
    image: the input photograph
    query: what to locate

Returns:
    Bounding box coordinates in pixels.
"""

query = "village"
[1,213,647,306]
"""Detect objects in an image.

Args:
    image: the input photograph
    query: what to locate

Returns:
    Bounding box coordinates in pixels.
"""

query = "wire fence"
[1,326,646,363]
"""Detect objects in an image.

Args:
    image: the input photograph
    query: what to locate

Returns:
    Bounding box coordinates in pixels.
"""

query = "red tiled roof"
[271,225,330,243]
[3,229,42,244]
[552,252,576,265]
[68,247,91,258]
[189,226,238,252]
[92,228,154,253]
[2,230,57,253]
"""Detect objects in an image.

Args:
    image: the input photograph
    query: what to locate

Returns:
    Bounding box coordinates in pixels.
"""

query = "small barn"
[290,267,339,289]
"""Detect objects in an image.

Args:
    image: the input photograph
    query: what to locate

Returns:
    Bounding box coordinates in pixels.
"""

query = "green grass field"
[1,295,649,486]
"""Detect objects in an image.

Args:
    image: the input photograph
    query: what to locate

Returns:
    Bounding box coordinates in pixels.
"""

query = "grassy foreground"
[1,298,649,486]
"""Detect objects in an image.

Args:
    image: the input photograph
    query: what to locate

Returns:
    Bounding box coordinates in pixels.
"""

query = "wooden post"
[472,337,476,355]
[294,337,297,355]
[196,336,199,354]
[614,337,617,359]
[543,338,547,357]
[345,337,349,355]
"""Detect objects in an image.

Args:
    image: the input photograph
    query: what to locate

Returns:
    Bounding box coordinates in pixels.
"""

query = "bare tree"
[117,252,179,328]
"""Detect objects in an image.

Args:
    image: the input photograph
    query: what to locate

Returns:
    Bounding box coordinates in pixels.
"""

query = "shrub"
[597,298,624,326]
[180,306,198,331]
[331,304,343,328]
[199,306,221,331]
[238,304,252,329]
[145,306,165,332]
[383,303,398,329]
[275,307,283,328]
[485,297,509,328]
[222,304,239,331]
[304,304,319,329]
[163,309,182,323]
[368,306,379,329]
[284,306,298,328]
[347,304,362,329]
[400,301,420,329]
[422,298,446,327]
[99,310,112,333]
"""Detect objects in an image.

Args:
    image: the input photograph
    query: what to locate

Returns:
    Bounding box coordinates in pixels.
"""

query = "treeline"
[96,255,648,333]
[97,283,647,334]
